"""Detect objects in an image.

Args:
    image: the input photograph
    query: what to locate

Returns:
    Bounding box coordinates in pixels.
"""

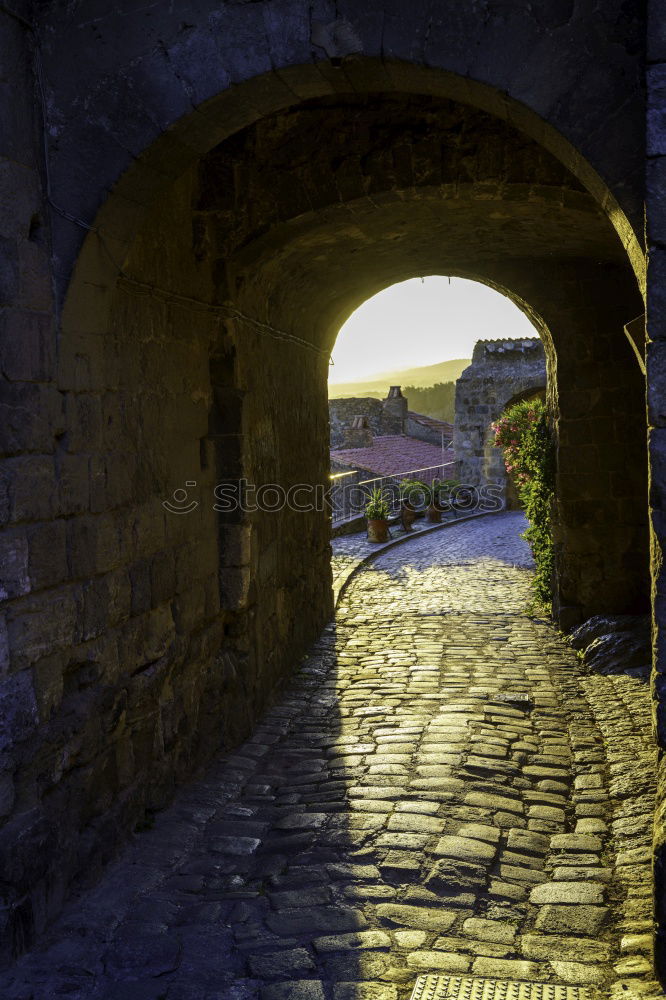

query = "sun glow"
[329,276,539,386]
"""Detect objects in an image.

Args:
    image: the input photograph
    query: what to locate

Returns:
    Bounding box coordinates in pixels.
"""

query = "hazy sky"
[329,276,538,383]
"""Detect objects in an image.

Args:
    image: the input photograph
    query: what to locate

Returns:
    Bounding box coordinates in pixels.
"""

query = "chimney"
[381,385,408,435]
[342,415,373,449]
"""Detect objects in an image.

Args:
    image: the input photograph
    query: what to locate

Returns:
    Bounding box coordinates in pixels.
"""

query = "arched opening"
[78,84,648,790]
[4,61,651,957]
[62,79,648,814]
[327,276,545,523]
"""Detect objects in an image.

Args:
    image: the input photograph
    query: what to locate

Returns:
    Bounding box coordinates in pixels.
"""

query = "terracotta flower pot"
[367,518,390,543]
[400,503,418,530]
[427,505,442,523]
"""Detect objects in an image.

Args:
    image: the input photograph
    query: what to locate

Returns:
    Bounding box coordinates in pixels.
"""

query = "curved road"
[1,513,660,999]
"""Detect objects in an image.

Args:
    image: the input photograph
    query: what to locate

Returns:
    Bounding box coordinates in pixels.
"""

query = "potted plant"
[426,481,446,522]
[398,479,428,531]
[430,478,471,519]
[365,488,391,543]
[447,480,475,512]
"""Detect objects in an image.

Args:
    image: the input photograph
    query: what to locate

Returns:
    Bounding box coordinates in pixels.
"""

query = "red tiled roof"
[331,435,456,479]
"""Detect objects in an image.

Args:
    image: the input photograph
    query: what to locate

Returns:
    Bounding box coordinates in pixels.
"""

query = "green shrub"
[430,478,456,509]
[398,479,429,507]
[492,398,555,605]
[365,488,391,520]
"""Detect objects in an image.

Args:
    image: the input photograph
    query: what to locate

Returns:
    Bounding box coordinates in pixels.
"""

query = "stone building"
[329,397,384,447]
[329,388,454,525]
[454,338,547,504]
[2,0,666,978]
[406,411,454,448]
[329,386,453,448]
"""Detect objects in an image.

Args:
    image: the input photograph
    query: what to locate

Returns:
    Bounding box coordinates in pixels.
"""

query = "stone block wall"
[647,0,666,979]
[328,390,408,448]
[405,416,453,447]
[0,156,334,960]
[329,397,383,448]
[0,7,63,954]
[454,339,547,499]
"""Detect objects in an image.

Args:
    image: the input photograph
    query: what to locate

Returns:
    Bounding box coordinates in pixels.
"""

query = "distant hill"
[328,358,470,398]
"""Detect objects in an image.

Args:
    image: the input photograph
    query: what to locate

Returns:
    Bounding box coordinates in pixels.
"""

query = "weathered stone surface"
[583,631,651,677]
[522,933,612,963]
[425,859,486,894]
[313,931,390,952]
[375,905,458,932]
[464,793,524,815]
[462,918,516,944]
[249,949,316,977]
[334,986,398,1000]
[614,955,653,976]
[387,813,445,834]
[534,905,610,934]
[0,499,657,998]
[261,983,325,1000]
[434,835,498,862]
[104,927,182,978]
[506,829,549,854]
[489,880,528,902]
[529,881,605,905]
[569,615,649,651]
[406,950,471,972]
[274,813,327,831]
[454,339,546,508]
[471,957,541,979]
[549,961,606,984]
[266,907,367,936]
[550,834,603,853]
[457,824,501,845]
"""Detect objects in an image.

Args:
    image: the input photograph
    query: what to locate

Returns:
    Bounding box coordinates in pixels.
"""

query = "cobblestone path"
[330,510,465,594]
[1,513,661,999]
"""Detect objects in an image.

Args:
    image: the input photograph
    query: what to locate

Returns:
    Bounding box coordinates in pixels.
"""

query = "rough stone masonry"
[453,339,546,504]
[0,515,660,999]
[1,0,665,980]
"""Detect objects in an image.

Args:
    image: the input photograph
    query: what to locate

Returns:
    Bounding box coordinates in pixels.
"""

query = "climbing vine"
[492,398,555,606]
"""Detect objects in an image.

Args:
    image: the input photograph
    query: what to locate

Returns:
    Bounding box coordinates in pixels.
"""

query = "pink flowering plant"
[492,398,555,605]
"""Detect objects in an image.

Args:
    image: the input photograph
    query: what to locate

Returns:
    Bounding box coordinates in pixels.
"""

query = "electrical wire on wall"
[117,274,332,362]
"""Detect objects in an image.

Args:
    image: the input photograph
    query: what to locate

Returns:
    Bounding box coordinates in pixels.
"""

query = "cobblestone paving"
[1,513,661,999]
[330,512,466,594]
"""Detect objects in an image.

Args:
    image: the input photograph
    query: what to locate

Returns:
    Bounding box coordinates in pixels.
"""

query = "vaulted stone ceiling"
[194,93,633,345]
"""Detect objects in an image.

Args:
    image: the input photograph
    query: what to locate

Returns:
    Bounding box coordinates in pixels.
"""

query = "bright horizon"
[329,276,539,384]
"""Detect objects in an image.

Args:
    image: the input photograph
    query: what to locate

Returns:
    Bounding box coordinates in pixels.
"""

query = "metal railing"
[329,460,457,525]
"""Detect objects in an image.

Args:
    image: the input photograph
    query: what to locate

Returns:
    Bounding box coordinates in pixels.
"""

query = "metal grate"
[410,976,592,1000]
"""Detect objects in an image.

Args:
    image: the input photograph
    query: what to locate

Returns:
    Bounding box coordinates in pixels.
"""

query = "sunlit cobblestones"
[0,512,660,999]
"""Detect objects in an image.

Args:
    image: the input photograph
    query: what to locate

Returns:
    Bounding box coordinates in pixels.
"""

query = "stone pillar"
[381,386,408,435]
[647,2,666,981]
[550,266,648,630]
[453,339,546,497]
[0,7,61,958]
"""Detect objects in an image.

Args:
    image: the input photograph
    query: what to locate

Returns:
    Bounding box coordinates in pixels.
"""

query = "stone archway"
[43,79,645,933]
[0,14,653,957]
